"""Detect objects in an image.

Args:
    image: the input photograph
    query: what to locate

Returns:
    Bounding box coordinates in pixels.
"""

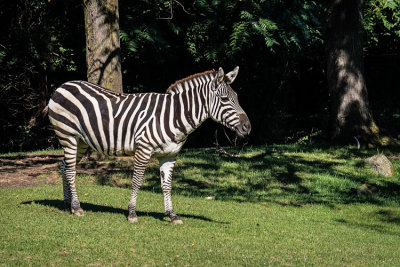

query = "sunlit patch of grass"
[1,186,400,266]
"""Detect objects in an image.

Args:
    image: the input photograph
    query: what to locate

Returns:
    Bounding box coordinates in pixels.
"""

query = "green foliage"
[179,0,324,62]
[119,0,324,66]
[0,0,85,152]
[365,0,400,54]
[228,1,323,55]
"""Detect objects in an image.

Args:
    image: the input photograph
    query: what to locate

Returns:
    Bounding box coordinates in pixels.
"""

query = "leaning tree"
[326,0,381,144]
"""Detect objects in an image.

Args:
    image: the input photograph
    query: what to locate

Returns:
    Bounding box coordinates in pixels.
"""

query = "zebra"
[47,66,251,224]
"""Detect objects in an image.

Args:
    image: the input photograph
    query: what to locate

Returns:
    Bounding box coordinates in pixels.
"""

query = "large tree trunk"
[84,0,123,93]
[326,0,380,144]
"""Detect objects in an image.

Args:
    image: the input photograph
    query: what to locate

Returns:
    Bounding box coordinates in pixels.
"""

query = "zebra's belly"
[153,140,186,158]
[86,139,136,157]
[114,149,136,157]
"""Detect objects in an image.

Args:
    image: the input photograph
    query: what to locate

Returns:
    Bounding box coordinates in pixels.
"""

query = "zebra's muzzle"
[235,113,251,138]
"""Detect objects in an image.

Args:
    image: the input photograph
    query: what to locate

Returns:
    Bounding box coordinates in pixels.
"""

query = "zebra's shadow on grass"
[21,199,227,224]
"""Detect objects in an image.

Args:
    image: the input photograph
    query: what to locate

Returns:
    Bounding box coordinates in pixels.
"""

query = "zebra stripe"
[48,67,251,223]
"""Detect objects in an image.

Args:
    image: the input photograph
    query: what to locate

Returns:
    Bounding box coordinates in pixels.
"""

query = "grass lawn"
[1,143,399,266]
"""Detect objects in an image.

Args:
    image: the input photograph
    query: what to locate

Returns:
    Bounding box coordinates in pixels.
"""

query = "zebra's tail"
[41,105,49,119]
[29,104,49,127]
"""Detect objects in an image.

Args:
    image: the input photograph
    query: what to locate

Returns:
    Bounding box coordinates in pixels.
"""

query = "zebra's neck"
[167,71,215,140]
[166,70,216,95]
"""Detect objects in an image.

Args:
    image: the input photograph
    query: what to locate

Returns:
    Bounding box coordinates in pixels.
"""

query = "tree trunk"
[84,0,123,93]
[326,0,380,144]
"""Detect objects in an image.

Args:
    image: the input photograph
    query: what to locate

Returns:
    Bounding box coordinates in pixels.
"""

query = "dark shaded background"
[0,0,399,152]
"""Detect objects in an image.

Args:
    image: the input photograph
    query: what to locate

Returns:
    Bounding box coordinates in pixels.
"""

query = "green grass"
[0,148,64,158]
[1,143,400,266]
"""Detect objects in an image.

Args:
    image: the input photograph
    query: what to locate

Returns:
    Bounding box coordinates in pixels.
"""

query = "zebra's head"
[209,66,251,138]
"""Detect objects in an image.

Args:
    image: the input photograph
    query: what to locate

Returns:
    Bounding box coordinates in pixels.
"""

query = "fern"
[229,21,251,54]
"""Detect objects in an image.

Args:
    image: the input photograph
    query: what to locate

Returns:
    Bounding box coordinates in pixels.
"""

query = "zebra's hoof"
[172,219,183,224]
[128,216,138,223]
[71,208,84,216]
[168,213,183,224]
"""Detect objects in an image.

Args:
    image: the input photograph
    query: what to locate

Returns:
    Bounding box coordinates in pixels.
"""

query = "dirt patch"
[0,153,136,188]
[0,154,63,188]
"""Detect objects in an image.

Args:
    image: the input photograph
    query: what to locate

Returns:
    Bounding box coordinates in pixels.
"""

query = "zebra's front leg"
[159,157,182,224]
[128,149,151,223]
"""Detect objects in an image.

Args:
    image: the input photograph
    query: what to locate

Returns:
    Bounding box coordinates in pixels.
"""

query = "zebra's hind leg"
[60,160,71,207]
[61,139,89,208]
[60,137,87,216]
[159,157,182,224]
[128,149,151,223]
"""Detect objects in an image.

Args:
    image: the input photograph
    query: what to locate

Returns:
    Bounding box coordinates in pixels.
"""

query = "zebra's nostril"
[242,120,251,133]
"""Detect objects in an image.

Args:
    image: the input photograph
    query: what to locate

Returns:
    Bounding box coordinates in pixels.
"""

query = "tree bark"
[84,0,123,93]
[326,0,379,144]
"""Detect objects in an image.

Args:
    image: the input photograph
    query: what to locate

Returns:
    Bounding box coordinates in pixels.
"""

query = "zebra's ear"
[224,66,239,84]
[215,67,225,87]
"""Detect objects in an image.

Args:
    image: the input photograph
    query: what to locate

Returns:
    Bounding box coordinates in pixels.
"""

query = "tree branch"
[158,0,194,20]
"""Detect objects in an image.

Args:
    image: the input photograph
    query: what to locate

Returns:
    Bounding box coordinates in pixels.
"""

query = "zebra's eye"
[219,96,229,102]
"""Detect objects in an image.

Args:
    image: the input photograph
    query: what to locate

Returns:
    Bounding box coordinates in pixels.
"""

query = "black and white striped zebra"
[47,67,251,223]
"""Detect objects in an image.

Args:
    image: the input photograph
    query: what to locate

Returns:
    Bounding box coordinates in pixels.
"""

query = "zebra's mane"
[166,70,216,94]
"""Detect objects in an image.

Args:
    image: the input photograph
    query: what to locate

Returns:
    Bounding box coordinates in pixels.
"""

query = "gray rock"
[364,154,394,177]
